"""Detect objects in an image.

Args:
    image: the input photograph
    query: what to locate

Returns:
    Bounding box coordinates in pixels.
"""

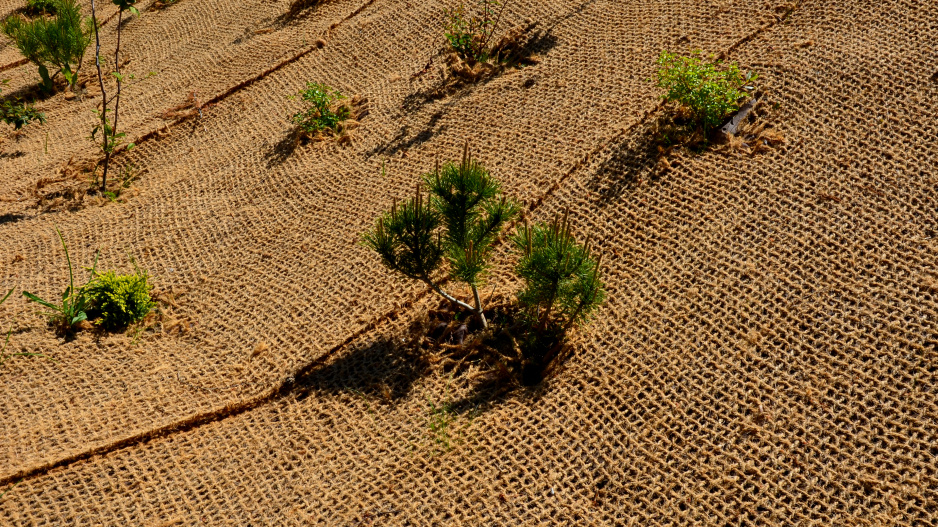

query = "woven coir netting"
[1,0,937,524]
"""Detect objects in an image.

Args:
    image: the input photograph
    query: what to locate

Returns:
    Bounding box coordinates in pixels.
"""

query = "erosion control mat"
[1,0,937,524]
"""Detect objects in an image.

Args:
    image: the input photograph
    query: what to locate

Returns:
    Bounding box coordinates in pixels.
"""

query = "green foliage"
[22,227,96,334]
[363,144,519,328]
[0,79,45,129]
[85,262,154,330]
[512,211,605,333]
[364,185,444,283]
[655,50,755,131]
[1,0,93,92]
[444,0,506,63]
[424,147,519,287]
[289,82,350,135]
[25,0,57,16]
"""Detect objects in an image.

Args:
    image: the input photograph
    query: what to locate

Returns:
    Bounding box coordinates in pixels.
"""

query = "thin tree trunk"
[470,284,488,329]
[90,0,110,191]
[425,279,487,329]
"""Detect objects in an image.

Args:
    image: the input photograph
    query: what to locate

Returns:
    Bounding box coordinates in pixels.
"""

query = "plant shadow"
[586,115,672,207]
[296,335,430,403]
[366,110,446,159]
[294,302,553,416]
[264,130,300,168]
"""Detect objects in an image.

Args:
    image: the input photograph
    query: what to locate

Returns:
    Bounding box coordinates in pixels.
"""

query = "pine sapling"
[511,209,605,381]
[363,143,519,329]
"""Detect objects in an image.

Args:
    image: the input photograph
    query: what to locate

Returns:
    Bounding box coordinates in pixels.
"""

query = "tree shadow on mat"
[264,131,300,168]
[295,337,429,403]
[366,110,447,159]
[586,117,665,207]
[0,212,25,225]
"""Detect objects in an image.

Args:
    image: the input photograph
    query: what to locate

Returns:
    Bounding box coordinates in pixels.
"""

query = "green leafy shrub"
[512,211,605,383]
[363,143,519,328]
[444,0,508,63]
[85,263,154,330]
[25,0,57,16]
[655,50,755,131]
[22,227,97,334]
[1,0,93,92]
[0,79,45,129]
[290,82,350,137]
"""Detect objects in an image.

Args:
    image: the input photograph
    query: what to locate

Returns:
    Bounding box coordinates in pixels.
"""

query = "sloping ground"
[0,0,936,524]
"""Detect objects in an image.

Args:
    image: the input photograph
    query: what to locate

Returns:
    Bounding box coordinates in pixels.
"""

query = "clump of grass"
[444,0,508,64]
[22,227,154,334]
[22,227,96,334]
[1,0,93,93]
[655,49,755,131]
[85,260,154,330]
[289,82,352,140]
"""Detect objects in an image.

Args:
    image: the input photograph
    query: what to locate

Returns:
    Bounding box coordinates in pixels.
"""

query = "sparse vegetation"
[363,143,519,329]
[655,50,755,131]
[22,227,97,334]
[290,82,351,138]
[0,79,45,129]
[85,260,155,330]
[90,0,140,193]
[1,0,92,93]
[444,0,508,64]
[22,227,154,334]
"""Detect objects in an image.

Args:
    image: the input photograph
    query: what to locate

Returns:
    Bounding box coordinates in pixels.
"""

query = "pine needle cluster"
[363,143,519,328]
[1,0,92,92]
[512,210,605,333]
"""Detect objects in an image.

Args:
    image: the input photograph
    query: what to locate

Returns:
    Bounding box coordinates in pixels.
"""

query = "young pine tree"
[512,210,605,332]
[363,143,519,329]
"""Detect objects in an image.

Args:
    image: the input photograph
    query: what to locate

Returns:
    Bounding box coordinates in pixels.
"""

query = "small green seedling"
[84,258,155,330]
[0,79,45,130]
[22,227,97,334]
[654,49,756,131]
[290,82,350,136]
[444,0,508,63]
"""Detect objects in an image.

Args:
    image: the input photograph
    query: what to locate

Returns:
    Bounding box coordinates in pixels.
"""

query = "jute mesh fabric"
[1,0,937,524]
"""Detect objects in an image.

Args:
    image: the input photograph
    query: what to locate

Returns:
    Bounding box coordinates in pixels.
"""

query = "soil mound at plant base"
[1,0,936,524]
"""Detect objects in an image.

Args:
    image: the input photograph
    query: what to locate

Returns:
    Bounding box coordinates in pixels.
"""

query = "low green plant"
[22,227,97,334]
[444,0,508,63]
[85,260,154,330]
[289,82,350,136]
[25,0,57,16]
[654,49,755,131]
[1,0,93,92]
[0,79,45,129]
[427,397,456,451]
[363,143,519,328]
